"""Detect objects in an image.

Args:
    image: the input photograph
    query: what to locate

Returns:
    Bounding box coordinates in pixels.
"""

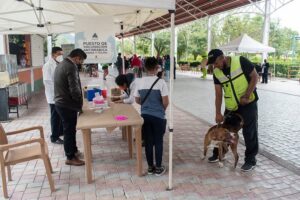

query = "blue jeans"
[55,105,79,160]
[165,70,170,81]
[49,104,63,142]
[142,114,166,167]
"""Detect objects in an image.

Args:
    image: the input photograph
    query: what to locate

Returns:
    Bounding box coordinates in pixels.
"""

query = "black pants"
[174,66,176,79]
[138,68,142,78]
[117,66,123,75]
[213,102,258,165]
[142,114,166,168]
[49,104,63,142]
[55,105,78,160]
[262,73,268,83]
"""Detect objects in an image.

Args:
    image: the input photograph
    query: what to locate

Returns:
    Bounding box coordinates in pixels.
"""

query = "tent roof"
[218,34,275,53]
[0,0,169,35]
[0,0,261,36]
[121,0,262,37]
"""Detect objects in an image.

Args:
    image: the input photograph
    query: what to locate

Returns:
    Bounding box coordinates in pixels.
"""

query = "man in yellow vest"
[207,49,259,172]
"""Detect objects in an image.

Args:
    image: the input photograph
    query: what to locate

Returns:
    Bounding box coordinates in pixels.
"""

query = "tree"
[51,34,59,47]
[154,31,170,56]
[116,39,133,56]
[211,14,299,60]
[212,15,264,48]
[187,20,207,60]
[136,34,151,56]
[269,19,298,58]
[177,29,188,61]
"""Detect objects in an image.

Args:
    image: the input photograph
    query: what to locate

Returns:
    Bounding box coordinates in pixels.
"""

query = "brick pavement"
[0,73,300,199]
[173,72,300,175]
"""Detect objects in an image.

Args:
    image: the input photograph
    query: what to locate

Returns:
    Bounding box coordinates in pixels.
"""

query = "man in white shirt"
[43,47,64,144]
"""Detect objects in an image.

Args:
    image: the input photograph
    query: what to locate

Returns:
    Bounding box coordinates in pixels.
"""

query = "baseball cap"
[207,49,224,65]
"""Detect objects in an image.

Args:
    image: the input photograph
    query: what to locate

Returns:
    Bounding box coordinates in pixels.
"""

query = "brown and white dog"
[202,113,244,168]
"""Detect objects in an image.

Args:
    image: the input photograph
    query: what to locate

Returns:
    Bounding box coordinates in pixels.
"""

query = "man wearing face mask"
[43,47,64,145]
[54,48,87,166]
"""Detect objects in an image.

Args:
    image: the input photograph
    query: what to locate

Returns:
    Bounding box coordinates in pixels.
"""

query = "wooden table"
[76,103,143,183]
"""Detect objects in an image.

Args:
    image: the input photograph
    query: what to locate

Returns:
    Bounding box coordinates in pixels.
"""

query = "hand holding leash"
[215,113,224,124]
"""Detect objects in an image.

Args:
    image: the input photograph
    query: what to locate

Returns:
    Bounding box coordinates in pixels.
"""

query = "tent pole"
[273,52,276,78]
[151,32,155,57]
[122,36,125,74]
[120,22,125,74]
[167,10,175,191]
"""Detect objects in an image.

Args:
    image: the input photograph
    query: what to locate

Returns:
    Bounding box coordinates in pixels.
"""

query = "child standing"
[134,57,169,176]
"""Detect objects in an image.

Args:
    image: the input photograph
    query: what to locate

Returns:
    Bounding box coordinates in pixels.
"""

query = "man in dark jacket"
[115,53,123,75]
[54,48,86,166]
[261,59,269,84]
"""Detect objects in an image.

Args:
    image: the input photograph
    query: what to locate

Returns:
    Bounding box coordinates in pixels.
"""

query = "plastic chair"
[0,124,55,198]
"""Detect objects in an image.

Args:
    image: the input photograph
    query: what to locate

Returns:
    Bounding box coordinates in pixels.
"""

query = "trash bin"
[0,87,9,121]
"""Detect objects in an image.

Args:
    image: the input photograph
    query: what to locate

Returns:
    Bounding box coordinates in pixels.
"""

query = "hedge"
[179,60,300,77]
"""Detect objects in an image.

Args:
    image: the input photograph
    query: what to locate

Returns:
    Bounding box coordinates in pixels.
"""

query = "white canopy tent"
[0,0,171,34]
[219,34,275,53]
[0,0,176,190]
[219,34,276,75]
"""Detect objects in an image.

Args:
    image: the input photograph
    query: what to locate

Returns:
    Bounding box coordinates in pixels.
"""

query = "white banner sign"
[75,16,117,64]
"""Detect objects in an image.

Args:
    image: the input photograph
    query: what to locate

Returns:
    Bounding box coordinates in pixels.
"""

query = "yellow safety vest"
[213,56,255,111]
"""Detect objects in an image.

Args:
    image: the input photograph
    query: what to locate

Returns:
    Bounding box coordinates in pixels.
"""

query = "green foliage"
[269,20,298,58]
[189,62,201,67]
[136,34,151,56]
[178,61,189,65]
[116,39,133,55]
[154,31,170,56]
[186,21,207,60]
[177,29,188,61]
[212,14,264,47]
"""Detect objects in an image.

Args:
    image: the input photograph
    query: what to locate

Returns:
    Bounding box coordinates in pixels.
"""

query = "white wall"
[0,34,5,54]
[31,35,45,67]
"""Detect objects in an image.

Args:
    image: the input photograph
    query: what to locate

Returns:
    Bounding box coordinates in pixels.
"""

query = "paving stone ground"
[0,72,299,199]
[173,71,300,175]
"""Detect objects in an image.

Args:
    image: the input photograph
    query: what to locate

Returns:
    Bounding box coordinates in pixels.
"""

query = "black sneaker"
[241,163,256,172]
[208,155,218,163]
[155,166,166,176]
[51,138,64,144]
[147,166,155,175]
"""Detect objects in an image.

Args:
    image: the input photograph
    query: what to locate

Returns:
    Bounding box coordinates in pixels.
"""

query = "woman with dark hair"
[113,73,136,104]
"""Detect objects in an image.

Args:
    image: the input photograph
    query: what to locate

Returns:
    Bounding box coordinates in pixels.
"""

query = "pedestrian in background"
[164,55,170,81]
[131,54,142,78]
[115,53,123,75]
[261,59,269,84]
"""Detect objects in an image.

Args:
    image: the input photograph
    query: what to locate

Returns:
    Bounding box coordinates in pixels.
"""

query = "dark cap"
[207,49,224,65]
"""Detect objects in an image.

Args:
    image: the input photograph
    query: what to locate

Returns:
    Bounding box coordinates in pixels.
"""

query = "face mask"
[55,55,64,63]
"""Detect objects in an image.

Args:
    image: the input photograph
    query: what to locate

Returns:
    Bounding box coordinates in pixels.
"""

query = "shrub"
[190,62,201,68]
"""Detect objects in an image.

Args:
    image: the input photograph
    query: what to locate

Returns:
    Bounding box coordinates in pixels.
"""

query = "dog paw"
[218,162,224,168]
[201,155,206,160]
